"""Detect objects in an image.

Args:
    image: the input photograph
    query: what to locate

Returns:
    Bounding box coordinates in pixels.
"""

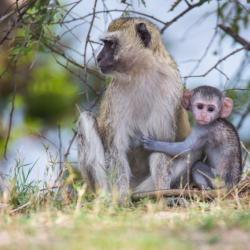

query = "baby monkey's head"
[182,86,233,125]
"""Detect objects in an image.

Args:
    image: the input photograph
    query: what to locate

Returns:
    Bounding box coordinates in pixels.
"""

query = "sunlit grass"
[0,150,249,250]
[0,200,250,250]
[0,184,250,250]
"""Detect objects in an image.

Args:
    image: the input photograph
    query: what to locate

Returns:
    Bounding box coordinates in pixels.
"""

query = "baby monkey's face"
[191,95,221,125]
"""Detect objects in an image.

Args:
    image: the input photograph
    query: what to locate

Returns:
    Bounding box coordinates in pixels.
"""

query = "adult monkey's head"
[97,17,167,75]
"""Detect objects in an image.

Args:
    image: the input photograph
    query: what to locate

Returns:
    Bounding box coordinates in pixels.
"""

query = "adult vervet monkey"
[77,17,193,203]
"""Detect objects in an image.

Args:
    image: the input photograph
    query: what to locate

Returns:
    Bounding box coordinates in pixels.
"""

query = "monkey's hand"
[130,130,144,148]
[130,137,142,148]
[141,136,159,151]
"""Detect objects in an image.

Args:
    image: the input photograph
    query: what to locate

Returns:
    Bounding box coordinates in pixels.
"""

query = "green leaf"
[24,64,79,124]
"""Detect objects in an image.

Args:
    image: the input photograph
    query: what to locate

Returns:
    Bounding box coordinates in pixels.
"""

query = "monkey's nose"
[200,113,206,119]
[97,54,102,63]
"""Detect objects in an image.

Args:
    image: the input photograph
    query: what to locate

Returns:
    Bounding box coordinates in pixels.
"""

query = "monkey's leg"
[149,153,196,189]
[134,154,189,192]
[133,176,155,193]
[191,162,215,189]
[135,152,200,192]
[108,147,132,204]
[77,112,109,193]
[148,153,173,189]
[170,152,202,188]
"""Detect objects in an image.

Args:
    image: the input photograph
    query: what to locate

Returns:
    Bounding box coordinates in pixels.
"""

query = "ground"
[0,195,250,250]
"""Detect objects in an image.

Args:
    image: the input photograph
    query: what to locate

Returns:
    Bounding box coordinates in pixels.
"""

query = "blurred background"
[0,0,249,188]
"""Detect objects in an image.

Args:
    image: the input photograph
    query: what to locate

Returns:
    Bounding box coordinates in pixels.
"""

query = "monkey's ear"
[135,23,151,47]
[181,90,193,110]
[220,97,233,118]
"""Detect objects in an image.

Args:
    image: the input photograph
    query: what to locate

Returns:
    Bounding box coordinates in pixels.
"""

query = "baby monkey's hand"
[140,136,157,151]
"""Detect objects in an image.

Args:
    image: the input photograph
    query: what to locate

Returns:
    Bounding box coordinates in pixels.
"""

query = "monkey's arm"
[141,129,207,156]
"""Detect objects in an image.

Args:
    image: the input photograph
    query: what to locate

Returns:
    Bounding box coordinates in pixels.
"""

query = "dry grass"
[0,183,250,250]
[0,146,249,250]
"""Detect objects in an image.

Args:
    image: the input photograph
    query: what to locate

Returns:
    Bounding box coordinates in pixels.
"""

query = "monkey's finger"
[142,140,150,147]
[134,129,144,138]
[143,142,151,148]
[141,137,150,143]
[143,146,150,151]
[141,135,148,141]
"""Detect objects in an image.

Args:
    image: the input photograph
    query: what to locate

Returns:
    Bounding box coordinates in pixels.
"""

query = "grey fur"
[77,17,193,203]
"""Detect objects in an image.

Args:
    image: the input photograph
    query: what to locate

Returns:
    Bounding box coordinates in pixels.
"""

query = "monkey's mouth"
[98,63,115,74]
[196,120,209,125]
[100,66,113,74]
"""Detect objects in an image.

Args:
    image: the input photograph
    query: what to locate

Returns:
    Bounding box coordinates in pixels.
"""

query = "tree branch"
[218,24,250,50]
[237,100,250,130]
[83,0,98,101]
[56,9,166,26]
[184,47,245,79]
[160,0,209,34]
[64,129,77,160]
[3,64,17,159]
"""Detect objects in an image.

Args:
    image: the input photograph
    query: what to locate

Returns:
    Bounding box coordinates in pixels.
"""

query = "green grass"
[1,160,249,250]
[0,195,250,250]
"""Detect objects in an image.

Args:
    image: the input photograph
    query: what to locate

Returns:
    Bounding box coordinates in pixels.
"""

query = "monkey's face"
[191,96,221,125]
[97,37,118,74]
[97,18,159,75]
[97,33,146,74]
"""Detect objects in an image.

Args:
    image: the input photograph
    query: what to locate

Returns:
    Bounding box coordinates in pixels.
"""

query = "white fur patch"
[77,112,108,191]
[99,31,121,41]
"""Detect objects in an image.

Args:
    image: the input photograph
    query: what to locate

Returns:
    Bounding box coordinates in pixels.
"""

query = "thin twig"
[43,40,102,94]
[0,0,36,45]
[215,67,230,81]
[39,185,59,192]
[185,2,220,82]
[83,0,98,101]
[9,201,31,214]
[218,24,250,50]
[3,64,17,159]
[160,0,209,34]
[0,0,33,23]
[58,124,63,175]
[33,132,58,148]
[64,129,77,160]
[55,128,77,185]
[184,47,245,79]
[237,100,250,130]
[53,9,166,25]
[61,0,82,23]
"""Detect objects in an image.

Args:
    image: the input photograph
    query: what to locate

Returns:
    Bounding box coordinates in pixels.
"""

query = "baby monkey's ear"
[181,90,193,110]
[220,97,233,118]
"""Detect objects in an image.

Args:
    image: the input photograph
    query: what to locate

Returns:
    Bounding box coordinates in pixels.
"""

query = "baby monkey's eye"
[207,106,215,112]
[197,104,204,110]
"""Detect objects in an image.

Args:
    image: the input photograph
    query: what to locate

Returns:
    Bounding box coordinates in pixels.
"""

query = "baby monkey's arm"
[141,129,207,156]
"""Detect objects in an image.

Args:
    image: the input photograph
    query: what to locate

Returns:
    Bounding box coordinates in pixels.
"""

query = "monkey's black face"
[97,22,152,74]
[97,39,118,74]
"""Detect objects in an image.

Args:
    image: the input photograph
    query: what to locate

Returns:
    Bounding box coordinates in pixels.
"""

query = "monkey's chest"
[207,136,221,149]
[111,92,174,139]
[205,132,227,169]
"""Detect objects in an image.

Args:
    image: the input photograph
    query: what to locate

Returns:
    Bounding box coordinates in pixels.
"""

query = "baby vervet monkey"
[141,86,242,190]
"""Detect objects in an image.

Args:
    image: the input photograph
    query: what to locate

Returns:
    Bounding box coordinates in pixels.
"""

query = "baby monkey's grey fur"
[142,86,242,190]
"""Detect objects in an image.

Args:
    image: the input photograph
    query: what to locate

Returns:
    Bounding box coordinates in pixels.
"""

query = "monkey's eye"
[207,106,215,112]
[103,40,116,50]
[197,104,204,110]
